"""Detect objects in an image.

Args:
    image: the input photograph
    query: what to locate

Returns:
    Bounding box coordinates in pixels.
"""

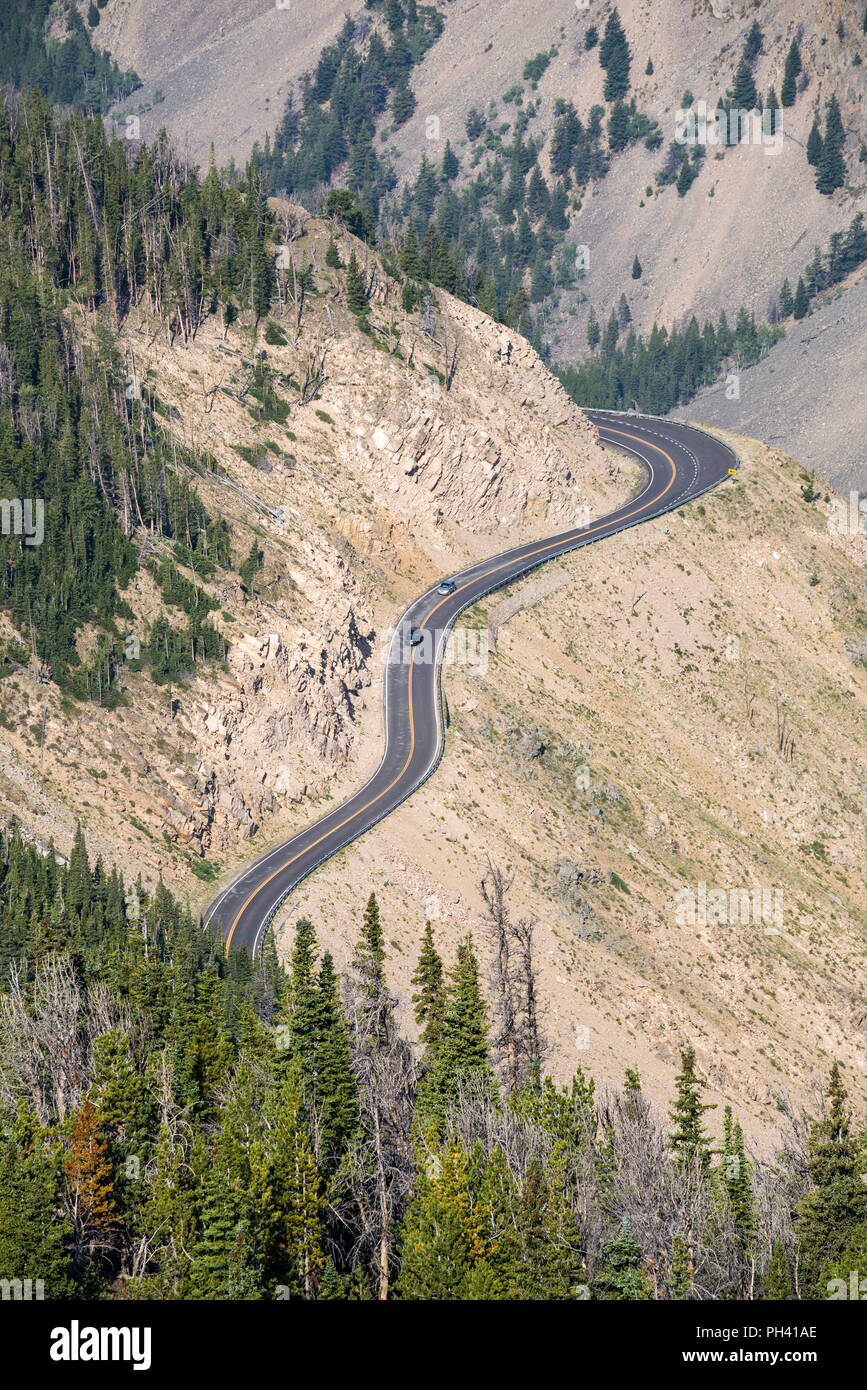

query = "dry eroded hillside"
[0,208,623,901]
[269,424,867,1146]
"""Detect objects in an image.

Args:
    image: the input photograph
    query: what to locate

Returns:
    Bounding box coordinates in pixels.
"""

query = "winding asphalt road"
[204,410,738,956]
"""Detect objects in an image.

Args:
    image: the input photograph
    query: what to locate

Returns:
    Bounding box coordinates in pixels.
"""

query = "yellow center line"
[222,426,677,950]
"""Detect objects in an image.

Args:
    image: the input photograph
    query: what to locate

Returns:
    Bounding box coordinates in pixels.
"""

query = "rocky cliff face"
[167,606,376,855]
[347,297,618,530]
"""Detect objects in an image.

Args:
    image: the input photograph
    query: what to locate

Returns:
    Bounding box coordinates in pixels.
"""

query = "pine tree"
[669,1044,715,1171]
[820,1224,867,1297]
[645,58,654,76]
[669,1234,692,1299]
[592,1221,652,1299]
[526,166,551,219]
[622,1064,643,1121]
[676,158,697,197]
[258,1079,324,1298]
[190,1137,257,1299]
[345,251,370,313]
[413,155,439,219]
[441,140,459,181]
[66,822,91,914]
[815,96,846,194]
[778,278,794,317]
[412,921,446,1058]
[493,1155,580,1298]
[743,20,763,62]
[780,39,802,106]
[319,1257,345,1299]
[284,918,321,1074]
[601,309,620,357]
[392,78,416,126]
[245,164,273,325]
[64,1097,117,1273]
[766,86,780,133]
[0,1117,74,1298]
[239,540,262,591]
[477,276,498,318]
[547,183,569,231]
[842,211,867,271]
[385,0,404,30]
[92,1029,153,1158]
[397,1141,499,1298]
[720,1105,755,1248]
[530,247,554,302]
[730,57,758,110]
[631,254,642,279]
[806,245,826,295]
[354,892,386,996]
[607,100,631,153]
[796,1062,867,1294]
[325,235,342,268]
[516,209,536,263]
[806,118,823,167]
[279,922,357,1161]
[186,968,235,1113]
[793,276,810,319]
[763,1240,792,1299]
[424,936,494,1124]
[586,306,601,347]
[598,9,631,102]
[399,219,423,279]
[440,937,490,1078]
[315,951,358,1159]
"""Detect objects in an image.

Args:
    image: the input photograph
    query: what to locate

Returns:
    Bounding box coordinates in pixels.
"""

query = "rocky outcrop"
[157,605,375,855]
[343,291,620,531]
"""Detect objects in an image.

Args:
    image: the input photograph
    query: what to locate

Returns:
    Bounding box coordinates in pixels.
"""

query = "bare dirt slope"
[673,272,867,494]
[96,0,365,164]
[272,424,867,1147]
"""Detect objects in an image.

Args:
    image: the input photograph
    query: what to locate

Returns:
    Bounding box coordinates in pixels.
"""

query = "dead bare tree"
[481,859,547,1093]
[201,369,226,414]
[511,917,544,1081]
[596,1084,745,1299]
[744,674,755,725]
[276,203,306,246]
[297,338,329,404]
[342,959,417,1300]
[482,862,518,1090]
[292,258,305,333]
[774,688,795,762]
[421,291,436,339]
[440,329,459,391]
[0,954,135,1123]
